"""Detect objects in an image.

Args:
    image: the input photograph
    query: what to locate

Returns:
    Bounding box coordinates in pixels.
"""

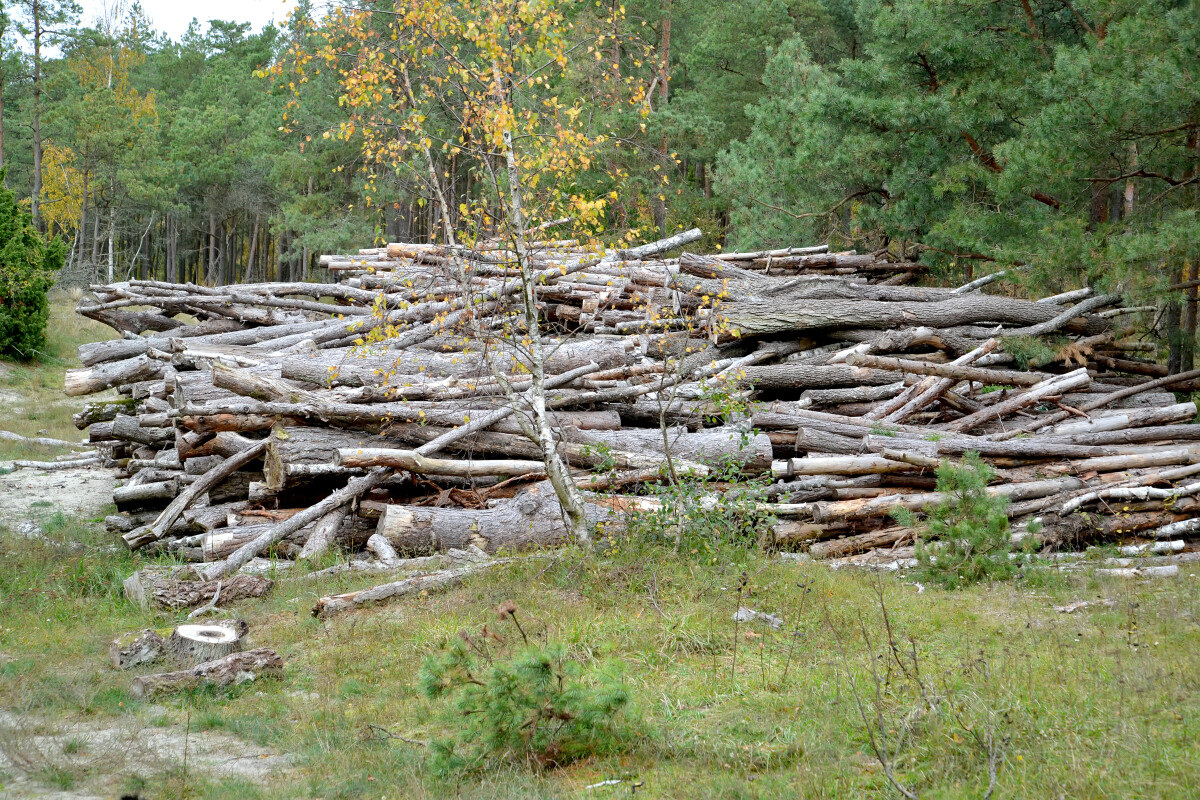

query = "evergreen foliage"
[0,174,64,359]
[418,605,629,774]
[893,453,1027,589]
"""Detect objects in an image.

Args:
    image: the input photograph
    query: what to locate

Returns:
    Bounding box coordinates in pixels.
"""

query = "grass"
[0,290,117,461]
[1,296,1198,797]
[0,515,1197,798]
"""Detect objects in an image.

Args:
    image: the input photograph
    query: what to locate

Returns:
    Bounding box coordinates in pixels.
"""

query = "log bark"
[130,648,283,699]
[122,569,273,610]
[717,295,1107,340]
[375,481,608,555]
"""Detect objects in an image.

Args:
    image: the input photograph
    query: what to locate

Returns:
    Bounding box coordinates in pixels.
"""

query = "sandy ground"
[0,711,291,798]
[0,466,115,525]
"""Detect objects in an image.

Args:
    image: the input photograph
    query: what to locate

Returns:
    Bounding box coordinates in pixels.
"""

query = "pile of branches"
[65,228,1200,615]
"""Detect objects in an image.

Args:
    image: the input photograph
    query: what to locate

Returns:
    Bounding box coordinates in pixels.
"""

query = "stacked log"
[65,228,1200,602]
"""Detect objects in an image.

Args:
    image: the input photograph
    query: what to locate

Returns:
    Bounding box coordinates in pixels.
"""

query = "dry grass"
[0,292,117,460]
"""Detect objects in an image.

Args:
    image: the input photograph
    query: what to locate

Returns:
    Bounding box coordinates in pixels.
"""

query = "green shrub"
[418,603,629,774]
[893,452,1031,589]
[0,175,66,360]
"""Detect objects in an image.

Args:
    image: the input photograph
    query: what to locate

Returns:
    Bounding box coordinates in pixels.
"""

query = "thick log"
[809,527,911,559]
[110,414,172,446]
[113,479,177,511]
[717,295,1107,340]
[561,427,774,474]
[376,481,607,555]
[64,355,163,397]
[122,570,273,610]
[280,339,627,387]
[737,364,899,390]
[264,427,393,491]
[130,649,283,699]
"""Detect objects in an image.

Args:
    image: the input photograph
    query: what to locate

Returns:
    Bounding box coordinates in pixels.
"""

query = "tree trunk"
[31,0,42,228]
[243,213,260,284]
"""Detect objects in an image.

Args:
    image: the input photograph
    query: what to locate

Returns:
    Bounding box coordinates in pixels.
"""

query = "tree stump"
[167,622,247,663]
[109,629,168,670]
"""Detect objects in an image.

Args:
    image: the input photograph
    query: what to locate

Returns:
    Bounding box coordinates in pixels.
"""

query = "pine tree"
[0,170,65,359]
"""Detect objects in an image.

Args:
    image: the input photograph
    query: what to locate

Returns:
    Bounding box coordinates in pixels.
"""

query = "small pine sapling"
[893,453,1032,589]
[418,602,629,774]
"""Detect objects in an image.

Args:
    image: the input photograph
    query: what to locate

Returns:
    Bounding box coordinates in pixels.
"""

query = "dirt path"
[0,466,114,525]
[0,710,290,798]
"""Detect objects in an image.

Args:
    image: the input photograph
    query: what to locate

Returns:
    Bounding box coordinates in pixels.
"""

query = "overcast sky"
[78,0,301,41]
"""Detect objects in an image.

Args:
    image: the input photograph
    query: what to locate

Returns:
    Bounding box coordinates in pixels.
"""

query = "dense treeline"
[1,1,1196,310]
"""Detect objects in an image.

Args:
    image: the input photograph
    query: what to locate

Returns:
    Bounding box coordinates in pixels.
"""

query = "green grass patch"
[0,514,1195,798]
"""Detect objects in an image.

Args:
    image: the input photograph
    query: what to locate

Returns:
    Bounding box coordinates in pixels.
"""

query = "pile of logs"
[65,228,1200,616]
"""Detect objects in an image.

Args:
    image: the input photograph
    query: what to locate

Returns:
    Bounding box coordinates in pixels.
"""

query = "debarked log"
[64,355,164,397]
[313,561,501,618]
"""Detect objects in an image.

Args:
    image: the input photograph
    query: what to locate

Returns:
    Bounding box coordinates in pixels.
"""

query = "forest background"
[1,0,1197,348]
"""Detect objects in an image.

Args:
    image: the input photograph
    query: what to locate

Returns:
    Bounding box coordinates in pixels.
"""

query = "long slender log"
[847,352,1046,387]
[941,368,1091,433]
[313,561,501,618]
[717,294,1107,340]
[201,467,391,581]
[1046,402,1197,436]
[338,448,548,477]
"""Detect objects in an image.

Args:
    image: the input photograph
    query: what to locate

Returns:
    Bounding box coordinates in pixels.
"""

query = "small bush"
[894,453,1031,589]
[418,603,629,774]
[0,175,66,360]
